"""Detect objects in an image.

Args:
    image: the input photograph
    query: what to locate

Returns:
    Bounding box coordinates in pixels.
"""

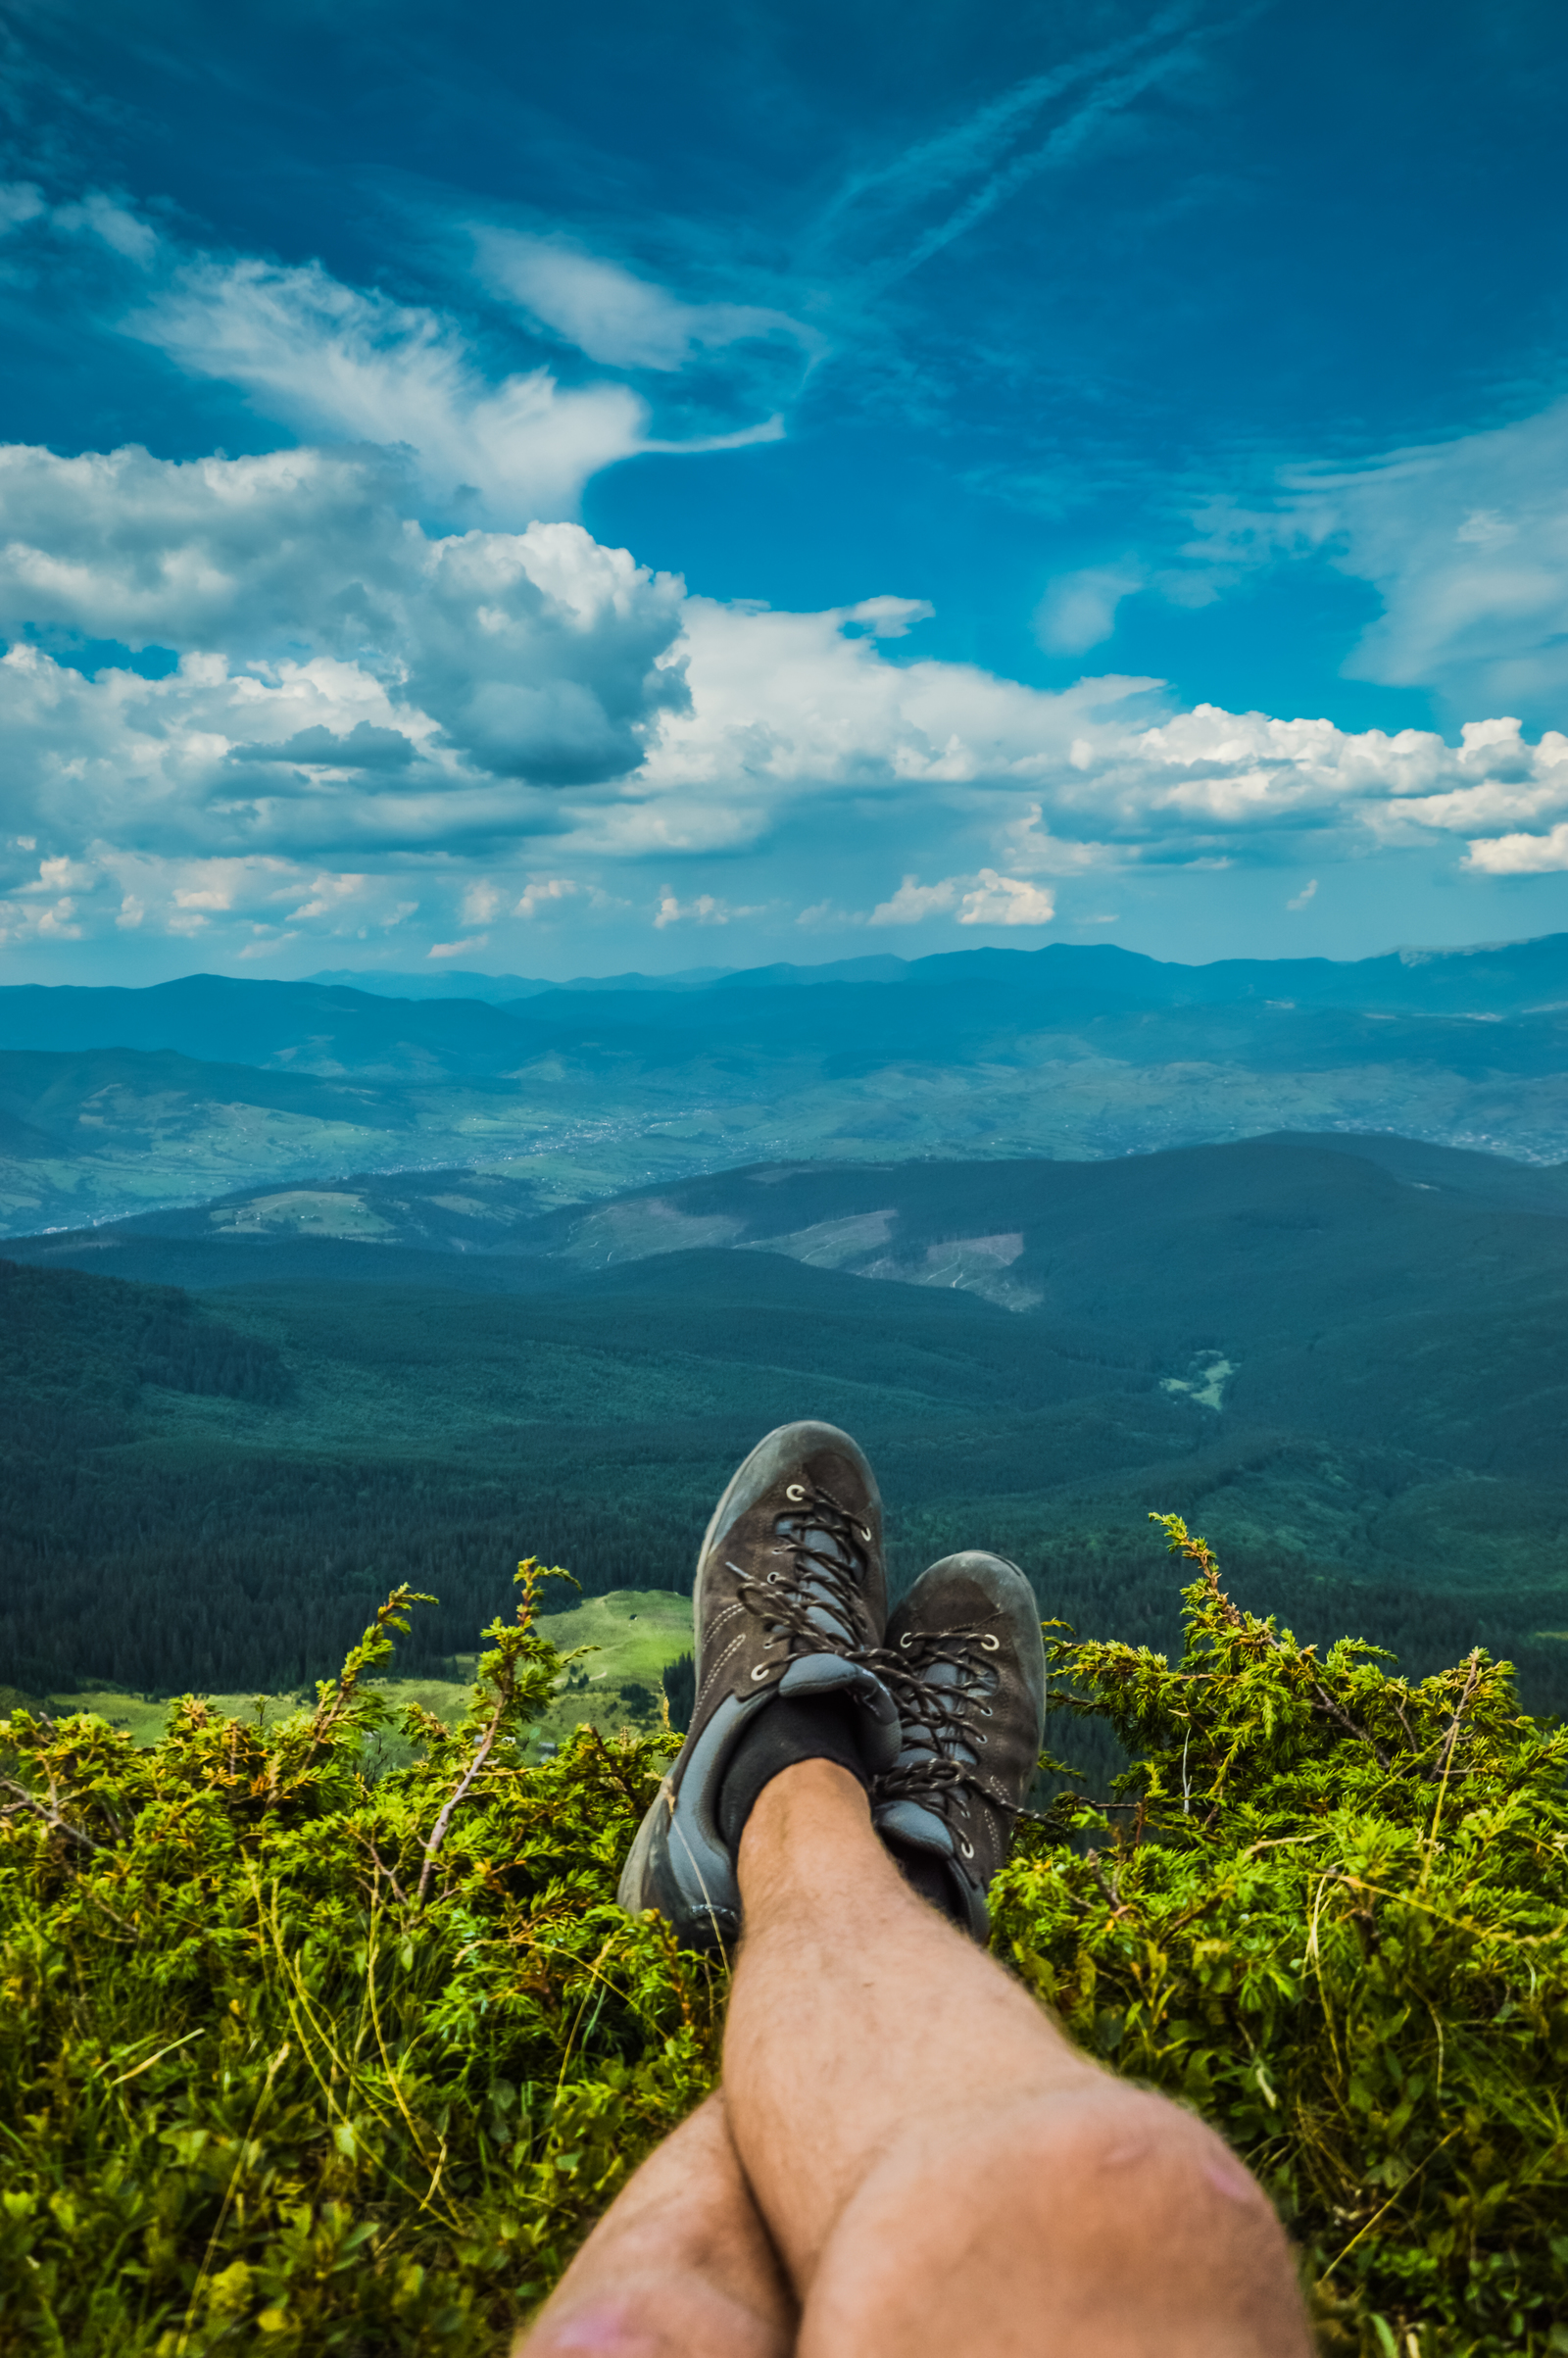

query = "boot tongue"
[879,1813,971,1928]
[903,1657,980,1768]
[874,1797,956,1858]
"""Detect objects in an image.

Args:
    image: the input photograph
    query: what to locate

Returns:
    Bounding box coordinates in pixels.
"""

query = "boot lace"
[877,1623,1004,1810]
[729,1478,877,1659]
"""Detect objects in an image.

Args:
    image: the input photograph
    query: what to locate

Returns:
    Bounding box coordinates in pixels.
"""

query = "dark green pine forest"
[6,1126,1568,1714]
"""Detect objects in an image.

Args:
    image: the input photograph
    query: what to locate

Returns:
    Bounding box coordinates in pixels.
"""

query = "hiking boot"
[875,1551,1046,1942]
[617,1421,901,1950]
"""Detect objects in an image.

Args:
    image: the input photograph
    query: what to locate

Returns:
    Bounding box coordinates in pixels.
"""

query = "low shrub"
[1,1528,1563,2353]
[998,1518,1568,2355]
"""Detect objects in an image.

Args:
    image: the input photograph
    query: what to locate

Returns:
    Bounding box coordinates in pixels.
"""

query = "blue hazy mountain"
[12,932,1568,1064]
[305,965,741,1001]
[5,933,1568,1236]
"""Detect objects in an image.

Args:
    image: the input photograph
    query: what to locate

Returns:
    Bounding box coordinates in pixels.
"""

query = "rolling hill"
[6,1132,1567,1715]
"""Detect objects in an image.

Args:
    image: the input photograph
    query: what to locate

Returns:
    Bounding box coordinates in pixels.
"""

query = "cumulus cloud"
[870,870,1055,926]
[8,441,1568,955]
[653,889,767,928]
[516,875,581,916]
[958,872,1056,925]
[0,447,691,848]
[1464,825,1568,875]
[7,197,1568,964]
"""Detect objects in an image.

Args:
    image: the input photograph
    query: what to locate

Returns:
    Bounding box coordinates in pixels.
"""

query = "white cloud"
[1464,825,1568,875]
[1183,393,1568,717]
[428,935,489,958]
[957,870,1055,926]
[0,181,157,261]
[54,191,159,264]
[1002,810,1120,872]
[516,875,580,916]
[869,869,1054,927]
[8,272,1568,963]
[653,889,763,928]
[868,874,960,924]
[130,258,650,529]
[0,448,690,814]
[1034,563,1144,656]
[1286,877,1317,909]
[474,229,818,374]
[0,182,46,233]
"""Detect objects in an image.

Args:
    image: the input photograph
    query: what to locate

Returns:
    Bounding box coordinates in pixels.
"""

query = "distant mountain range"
[3,931,1567,1235]
[303,933,1568,1011]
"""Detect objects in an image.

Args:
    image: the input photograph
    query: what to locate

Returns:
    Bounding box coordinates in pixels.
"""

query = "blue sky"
[3,0,1568,983]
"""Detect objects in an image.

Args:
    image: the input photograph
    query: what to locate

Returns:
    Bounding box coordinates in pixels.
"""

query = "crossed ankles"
[525,1423,1313,2358]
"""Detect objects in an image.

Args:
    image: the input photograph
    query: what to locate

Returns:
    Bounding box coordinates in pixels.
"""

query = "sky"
[2,0,1568,986]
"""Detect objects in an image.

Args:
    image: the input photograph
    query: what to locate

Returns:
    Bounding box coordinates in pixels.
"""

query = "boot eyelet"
[958,1839,975,1859]
[858,1523,872,1543]
[785,1484,807,1501]
[751,1663,771,1681]
[899,1633,913,1648]
[979,1634,1001,1651]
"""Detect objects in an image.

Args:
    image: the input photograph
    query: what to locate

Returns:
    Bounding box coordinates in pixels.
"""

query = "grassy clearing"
[43,1588,696,1761]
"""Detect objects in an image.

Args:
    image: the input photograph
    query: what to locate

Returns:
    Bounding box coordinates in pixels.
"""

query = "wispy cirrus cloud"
[1172,393,1568,720]
[130,257,657,527]
[809,3,1207,283]
[0,181,798,529]
[474,228,820,375]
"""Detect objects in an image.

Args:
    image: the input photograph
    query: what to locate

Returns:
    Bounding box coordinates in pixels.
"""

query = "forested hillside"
[6,1132,1568,1710]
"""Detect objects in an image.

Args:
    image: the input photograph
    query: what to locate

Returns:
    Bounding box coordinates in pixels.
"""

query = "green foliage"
[993,1516,1568,2357]
[4,1527,1566,2354]
[0,1563,717,2355]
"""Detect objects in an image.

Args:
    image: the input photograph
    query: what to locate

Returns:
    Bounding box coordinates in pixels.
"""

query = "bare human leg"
[724,1759,1313,2358]
[515,2088,797,2358]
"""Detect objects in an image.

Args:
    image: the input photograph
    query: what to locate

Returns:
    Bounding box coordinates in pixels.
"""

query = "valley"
[7,935,1568,1235]
[5,943,1567,1735]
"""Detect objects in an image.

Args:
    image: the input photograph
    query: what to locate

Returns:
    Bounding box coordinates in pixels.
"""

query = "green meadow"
[43,1589,696,1760]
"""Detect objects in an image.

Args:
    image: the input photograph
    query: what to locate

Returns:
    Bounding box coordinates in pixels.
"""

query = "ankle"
[736,1756,880,1900]
[717,1695,872,1858]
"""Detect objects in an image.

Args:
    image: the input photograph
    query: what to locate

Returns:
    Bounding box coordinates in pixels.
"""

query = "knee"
[802,2083,1309,2357]
[1018,2085,1307,2347]
[1045,2084,1280,2248]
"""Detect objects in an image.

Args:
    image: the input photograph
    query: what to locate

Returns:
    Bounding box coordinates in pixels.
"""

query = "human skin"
[724,1760,1313,2357]
[518,2087,796,2358]
[520,1758,1313,2357]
